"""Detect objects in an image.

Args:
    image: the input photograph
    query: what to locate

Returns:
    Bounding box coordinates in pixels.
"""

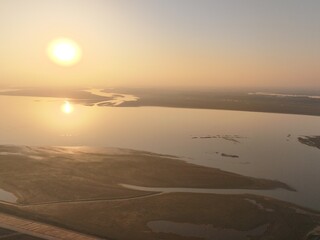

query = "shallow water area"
[121,184,300,208]
[0,189,17,203]
[0,94,319,210]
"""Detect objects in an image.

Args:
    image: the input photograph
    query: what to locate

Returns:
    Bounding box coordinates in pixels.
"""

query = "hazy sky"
[0,0,319,88]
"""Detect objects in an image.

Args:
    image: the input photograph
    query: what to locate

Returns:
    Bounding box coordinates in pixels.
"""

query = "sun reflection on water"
[62,101,73,114]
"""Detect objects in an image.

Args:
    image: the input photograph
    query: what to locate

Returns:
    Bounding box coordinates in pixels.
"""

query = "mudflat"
[0,145,290,205]
[0,146,318,240]
[19,192,320,240]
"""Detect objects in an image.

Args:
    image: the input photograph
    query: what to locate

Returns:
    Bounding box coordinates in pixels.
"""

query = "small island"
[298,136,320,149]
[192,135,245,143]
[221,153,239,158]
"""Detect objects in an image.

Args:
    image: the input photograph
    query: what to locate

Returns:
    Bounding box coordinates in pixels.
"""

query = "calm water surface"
[0,95,319,210]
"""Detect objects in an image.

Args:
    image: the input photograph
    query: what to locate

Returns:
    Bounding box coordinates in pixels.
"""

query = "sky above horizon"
[0,0,319,89]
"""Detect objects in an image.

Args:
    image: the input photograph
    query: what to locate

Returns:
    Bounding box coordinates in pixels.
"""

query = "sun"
[61,101,73,114]
[47,38,82,66]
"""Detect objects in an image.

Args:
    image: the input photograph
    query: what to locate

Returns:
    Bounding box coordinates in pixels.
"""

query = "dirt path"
[0,212,101,240]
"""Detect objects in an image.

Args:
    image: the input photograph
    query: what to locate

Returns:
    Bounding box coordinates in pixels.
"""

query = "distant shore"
[1,88,320,116]
[118,88,320,117]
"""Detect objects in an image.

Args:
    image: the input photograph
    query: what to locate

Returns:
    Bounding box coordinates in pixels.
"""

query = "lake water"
[0,94,319,210]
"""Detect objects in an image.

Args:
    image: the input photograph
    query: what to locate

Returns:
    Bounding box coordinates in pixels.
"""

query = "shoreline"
[1,88,320,117]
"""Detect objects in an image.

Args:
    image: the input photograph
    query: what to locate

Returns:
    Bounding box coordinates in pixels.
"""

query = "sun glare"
[62,101,73,114]
[47,38,82,66]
